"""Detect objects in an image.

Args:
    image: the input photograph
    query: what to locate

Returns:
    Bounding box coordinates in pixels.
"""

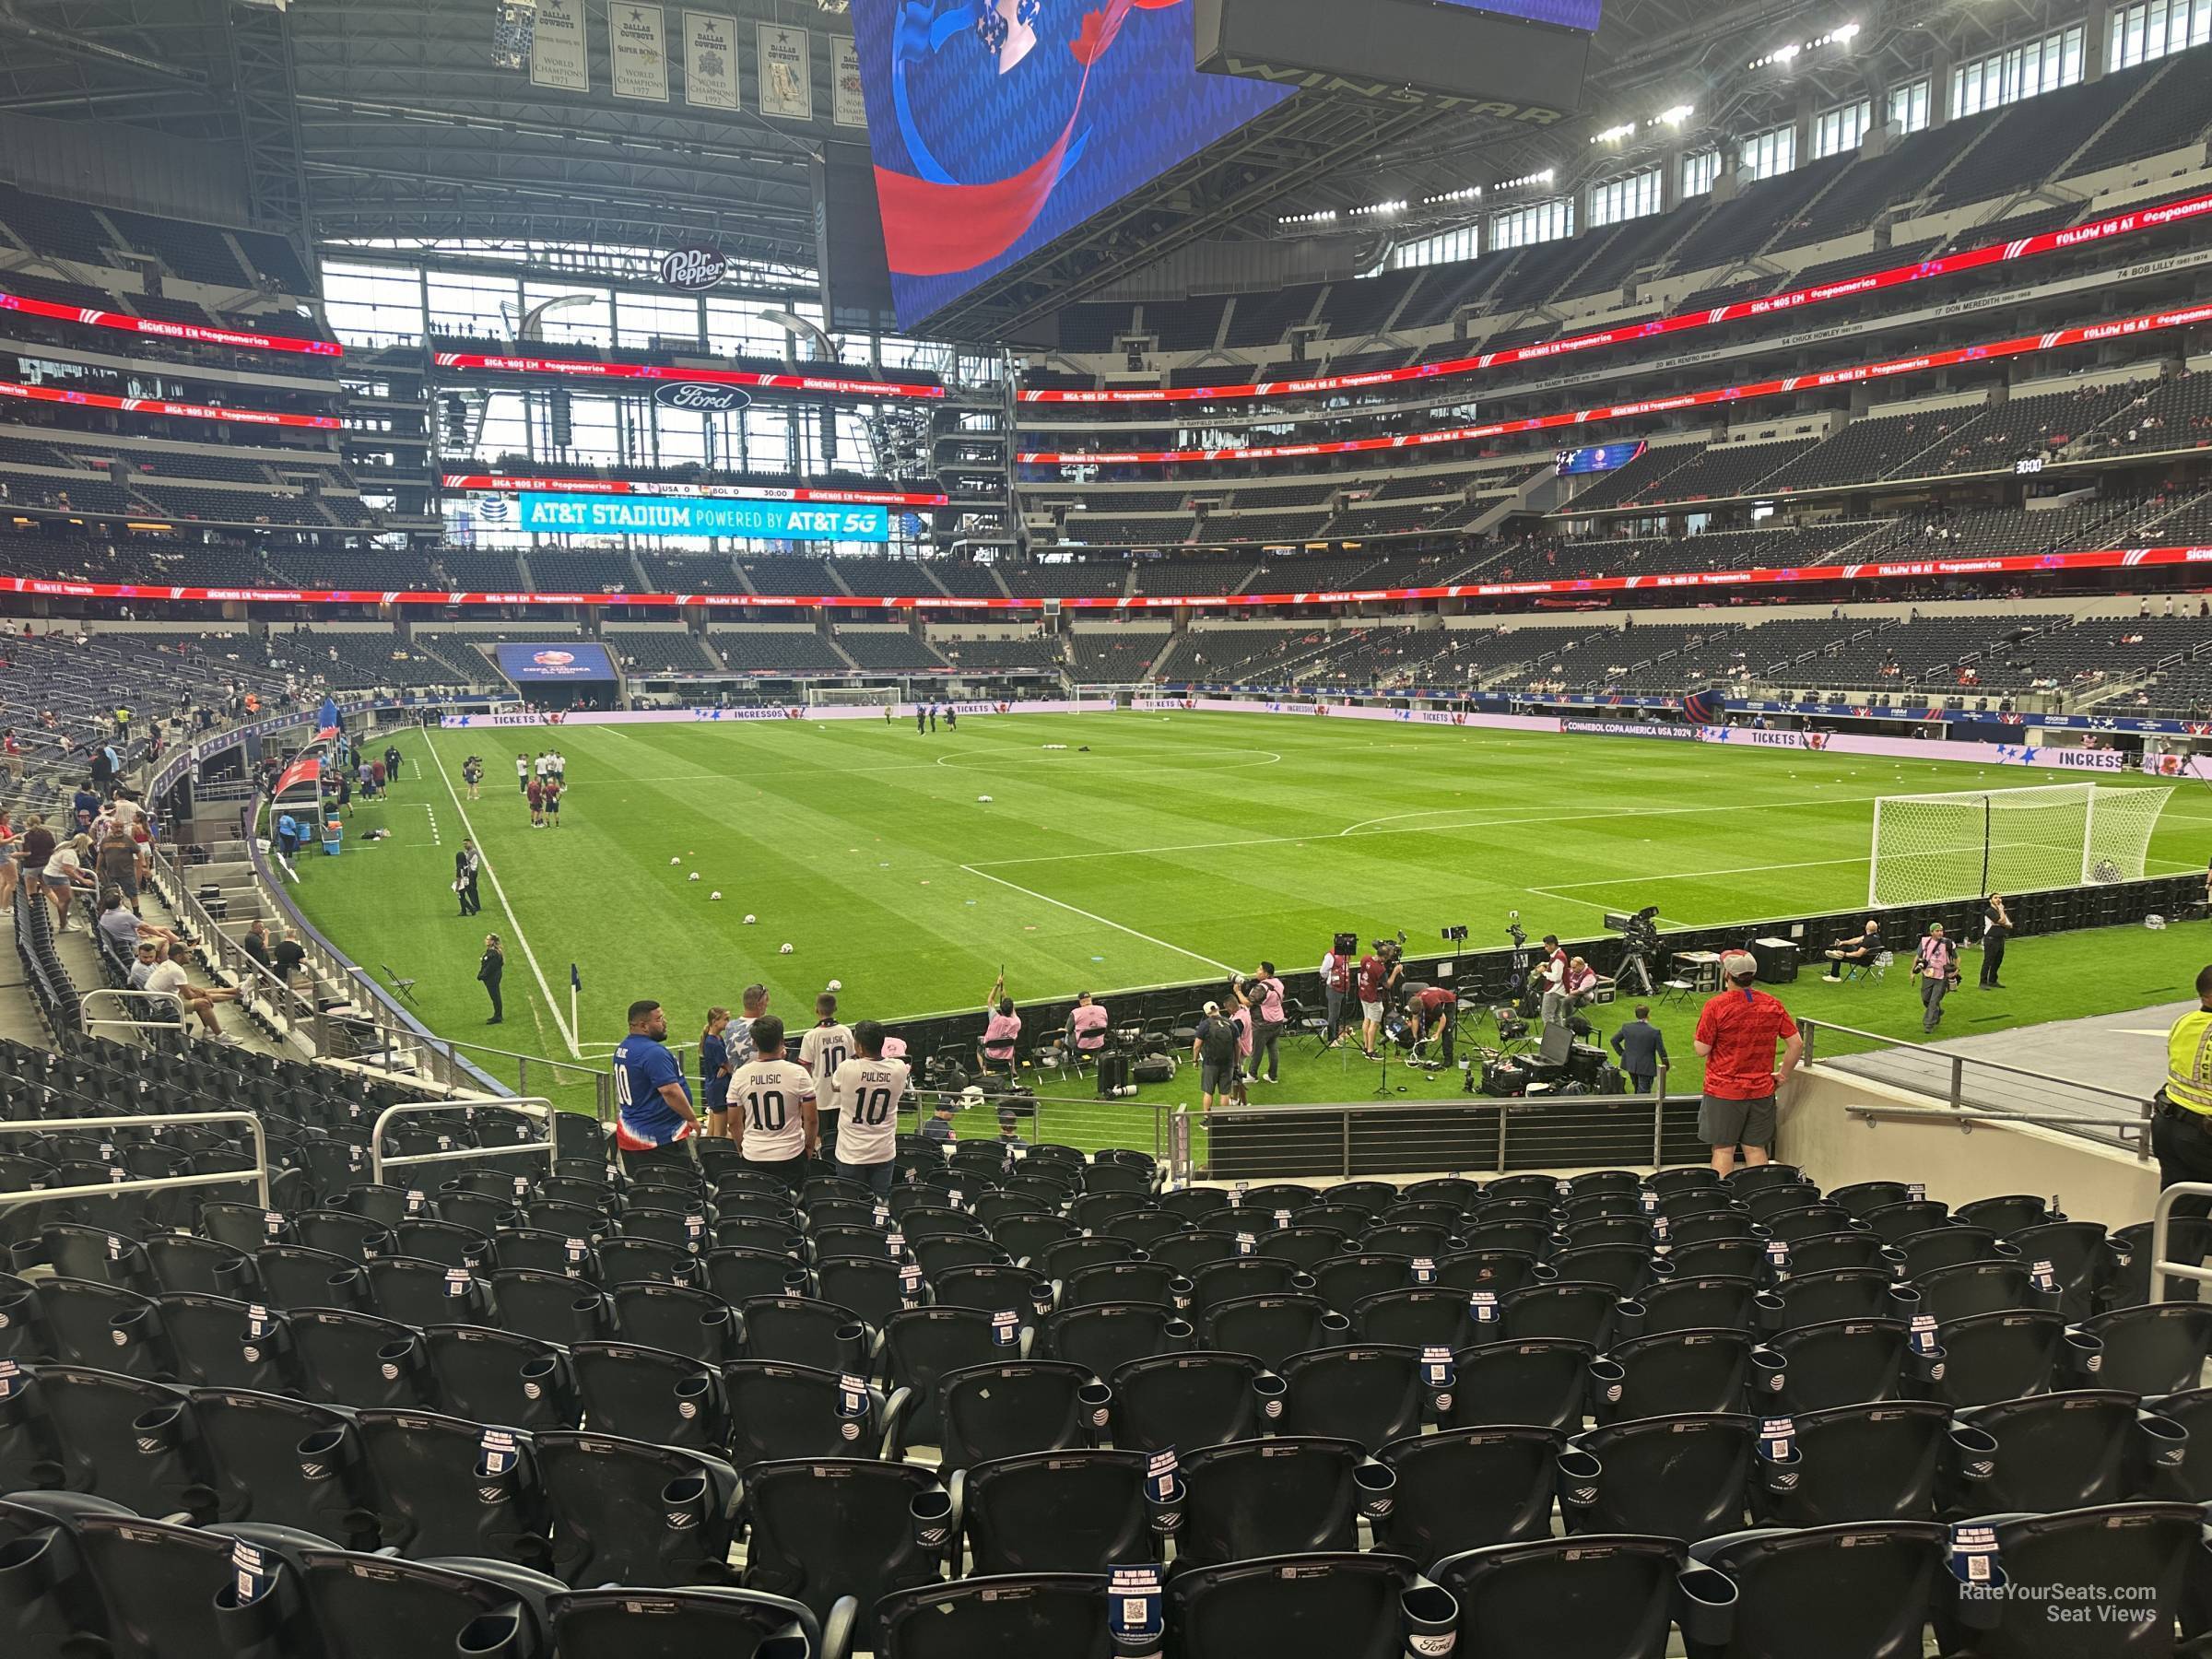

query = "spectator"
[477,935,505,1024]
[728,1013,817,1189]
[43,832,95,934]
[1691,950,1802,1178]
[799,993,854,1165]
[829,1018,908,1195]
[241,919,274,973]
[996,1109,1027,1149]
[269,929,307,986]
[921,1100,957,1143]
[127,939,159,989]
[144,941,242,1043]
[95,889,172,956]
[1193,999,1241,1120]
[612,998,699,1159]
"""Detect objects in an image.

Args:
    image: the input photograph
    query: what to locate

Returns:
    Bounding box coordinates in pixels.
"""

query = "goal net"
[805,686,902,708]
[1867,782,2173,907]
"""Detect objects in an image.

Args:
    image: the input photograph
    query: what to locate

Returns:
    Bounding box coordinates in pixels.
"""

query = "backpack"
[1133,1055,1176,1085]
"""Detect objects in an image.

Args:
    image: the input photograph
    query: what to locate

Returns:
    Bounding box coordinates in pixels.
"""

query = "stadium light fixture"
[1655,103,1695,126]
[1422,185,1483,206]
[1750,21,1858,69]
[1591,122,1637,145]
[1496,168,1556,191]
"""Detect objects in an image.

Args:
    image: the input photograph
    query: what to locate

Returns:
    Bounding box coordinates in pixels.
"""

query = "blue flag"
[570,963,582,993]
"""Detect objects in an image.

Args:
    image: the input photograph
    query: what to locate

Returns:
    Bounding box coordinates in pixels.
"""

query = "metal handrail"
[1800,1018,2154,1104]
[80,987,189,1043]
[0,1112,271,1209]
[370,1097,559,1186]
[2150,1182,2212,1301]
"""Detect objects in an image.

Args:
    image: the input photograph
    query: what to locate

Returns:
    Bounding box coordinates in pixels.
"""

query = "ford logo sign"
[653,382,752,413]
[659,247,728,291]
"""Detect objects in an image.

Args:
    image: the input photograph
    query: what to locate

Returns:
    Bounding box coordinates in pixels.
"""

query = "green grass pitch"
[286,712,2212,1147]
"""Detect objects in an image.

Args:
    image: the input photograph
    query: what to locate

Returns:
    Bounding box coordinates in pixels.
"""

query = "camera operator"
[1317,941,1353,1047]
[1192,999,1242,1120]
[1355,939,1402,1060]
[1403,982,1459,1066]
[1239,962,1287,1085]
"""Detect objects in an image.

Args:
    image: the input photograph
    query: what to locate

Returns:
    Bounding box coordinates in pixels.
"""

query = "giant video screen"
[1430,0,1602,28]
[853,0,1293,328]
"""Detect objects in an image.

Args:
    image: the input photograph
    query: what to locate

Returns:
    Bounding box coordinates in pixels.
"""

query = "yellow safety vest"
[2166,1007,2212,1115]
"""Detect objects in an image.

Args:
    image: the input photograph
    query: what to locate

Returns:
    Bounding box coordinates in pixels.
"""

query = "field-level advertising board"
[1867,782,2174,908]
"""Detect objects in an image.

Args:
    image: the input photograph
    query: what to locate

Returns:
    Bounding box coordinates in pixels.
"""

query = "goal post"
[1867,782,2173,907]
[805,686,902,709]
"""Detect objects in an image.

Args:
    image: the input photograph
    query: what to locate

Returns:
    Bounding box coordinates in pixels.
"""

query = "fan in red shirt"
[1691,950,1804,1177]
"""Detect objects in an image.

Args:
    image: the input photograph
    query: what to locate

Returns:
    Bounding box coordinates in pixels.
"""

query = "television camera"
[1605,904,1663,996]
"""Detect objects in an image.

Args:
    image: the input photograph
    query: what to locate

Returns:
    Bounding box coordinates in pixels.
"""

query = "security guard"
[2156,963,2212,1219]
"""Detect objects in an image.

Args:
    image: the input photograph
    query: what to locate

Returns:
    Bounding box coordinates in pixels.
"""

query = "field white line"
[958,863,1238,976]
[933,746,1280,771]
[1534,853,1868,891]
[426,739,580,1060]
[971,789,1907,871]
[1339,808,1477,836]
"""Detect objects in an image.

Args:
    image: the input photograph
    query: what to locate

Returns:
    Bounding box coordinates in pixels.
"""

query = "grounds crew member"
[2157,963,2212,1219]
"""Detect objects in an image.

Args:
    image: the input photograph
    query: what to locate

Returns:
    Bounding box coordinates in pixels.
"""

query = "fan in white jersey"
[797,992,854,1163]
[728,1013,816,1189]
[828,1019,908,1198]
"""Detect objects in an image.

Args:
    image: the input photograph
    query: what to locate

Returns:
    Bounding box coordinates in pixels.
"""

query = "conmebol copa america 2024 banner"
[852,0,1292,327]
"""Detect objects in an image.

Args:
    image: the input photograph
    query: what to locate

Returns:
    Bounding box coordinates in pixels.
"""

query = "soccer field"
[288,711,2209,1082]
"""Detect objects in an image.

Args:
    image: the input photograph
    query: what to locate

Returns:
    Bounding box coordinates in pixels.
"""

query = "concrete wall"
[1780,1064,2159,1230]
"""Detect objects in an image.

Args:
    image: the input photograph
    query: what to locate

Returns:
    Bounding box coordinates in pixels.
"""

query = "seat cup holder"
[1320,1312,1353,1344]
[1253,1372,1286,1423]
[1948,1425,1999,1490]
[1354,1461,1396,1522]
[1747,1347,1788,1399]
[1078,1381,1114,1438]
[374,1337,422,1392]
[519,1355,566,1413]
[1556,1448,1603,1523]
[1162,1319,1194,1350]
[2064,1329,2106,1382]
[1589,1358,1628,1416]
[910,1488,954,1556]
[1402,1581,1460,1658]
[454,1610,531,1658]
[1676,1565,1739,1644]
[660,1472,711,1535]
[782,1268,811,1296]
[1171,1277,1194,1314]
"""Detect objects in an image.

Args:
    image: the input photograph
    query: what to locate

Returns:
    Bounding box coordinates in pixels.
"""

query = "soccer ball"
[669,856,681,865]
[978,794,993,803]
[688,872,700,883]
[779,943,794,955]
[743,913,757,925]
[710,891,723,901]
[827,979,842,992]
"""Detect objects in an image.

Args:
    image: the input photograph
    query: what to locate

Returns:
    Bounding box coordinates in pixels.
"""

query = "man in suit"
[454,840,482,917]
[1610,1005,1669,1094]
[477,934,504,1025]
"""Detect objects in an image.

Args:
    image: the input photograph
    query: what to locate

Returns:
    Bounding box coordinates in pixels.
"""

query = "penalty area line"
[958,864,1238,976]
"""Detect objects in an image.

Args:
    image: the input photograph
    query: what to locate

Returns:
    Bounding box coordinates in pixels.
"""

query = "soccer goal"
[1866,782,2173,907]
[806,686,902,709]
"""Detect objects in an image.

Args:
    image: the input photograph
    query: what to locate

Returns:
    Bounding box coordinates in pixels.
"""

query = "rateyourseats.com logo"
[1957,1583,2159,1625]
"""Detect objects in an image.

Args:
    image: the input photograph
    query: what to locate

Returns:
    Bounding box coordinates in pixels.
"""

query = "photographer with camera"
[1192,999,1243,1121]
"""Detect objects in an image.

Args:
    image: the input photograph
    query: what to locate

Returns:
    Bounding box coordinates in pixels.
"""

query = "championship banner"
[1019,184,2212,404]
[831,35,865,127]
[683,10,740,110]
[530,0,589,90]
[759,23,813,120]
[609,2,671,101]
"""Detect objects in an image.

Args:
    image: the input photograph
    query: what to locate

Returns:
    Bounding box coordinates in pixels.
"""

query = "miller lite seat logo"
[660,247,728,290]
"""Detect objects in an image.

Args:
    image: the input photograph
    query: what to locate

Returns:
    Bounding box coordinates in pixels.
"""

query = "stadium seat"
[1348,1287,1469,1347]
[1927,1311,2072,1408]
[870,1573,1109,1659]
[545,1583,824,1659]
[352,1406,549,1564]
[1166,1551,1445,1659]
[1765,1317,1911,1412]
[1373,1425,1562,1566]
[736,1456,951,1641]
[1430,1534,1686,1659]
[32,1277,171,1376]
[1593,1328,1770,1424]
[1912,1260,2041,1325]
[1499,1280,1624,1347]
[1108,1350,1272,1452]
[1310,1253,1418,1310]
[912,1359,1099,1468]
[1559,1412,1756,1542]
[1201,1292,1341,1367]
[535,1429,741,1588]
[483,1267,610,1346]
[1035,1300,1189,1380]
[15,1365,211,1518]
[725,1359,883,1469]
[567,1339,726,1451]
[1634,1275,1761,1336]
[1276,1343,1426,1450]
[1171,1436,1374,1566]
[956,1447,1152,1576]
[420,1323,571,1429]
[1930,1500,2203,1658]
[2074,1302,2212,1395]
[1442,1336,1594,1432]
[610,1280,740,1363]
[736,1295,870,1372]
[1061,1259,1183,1311]
[188,1386,375,1540]
[1680,1519,1946,1659]
[1943,1390,2190,1512]
[285,1541,566,1658]
[1747,1398,1950,1526]
[158,1292,300,1393]
[288,1308,436,1409]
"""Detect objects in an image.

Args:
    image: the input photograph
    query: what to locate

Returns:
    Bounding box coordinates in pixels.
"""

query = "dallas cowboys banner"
[609,4,671,102]
[684,10,740,110]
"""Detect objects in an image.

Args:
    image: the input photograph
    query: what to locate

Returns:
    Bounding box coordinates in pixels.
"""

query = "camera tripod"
[1615,947,1657,998]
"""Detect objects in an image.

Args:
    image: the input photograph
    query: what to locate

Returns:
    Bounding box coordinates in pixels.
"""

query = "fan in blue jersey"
[613,998,698,1151]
